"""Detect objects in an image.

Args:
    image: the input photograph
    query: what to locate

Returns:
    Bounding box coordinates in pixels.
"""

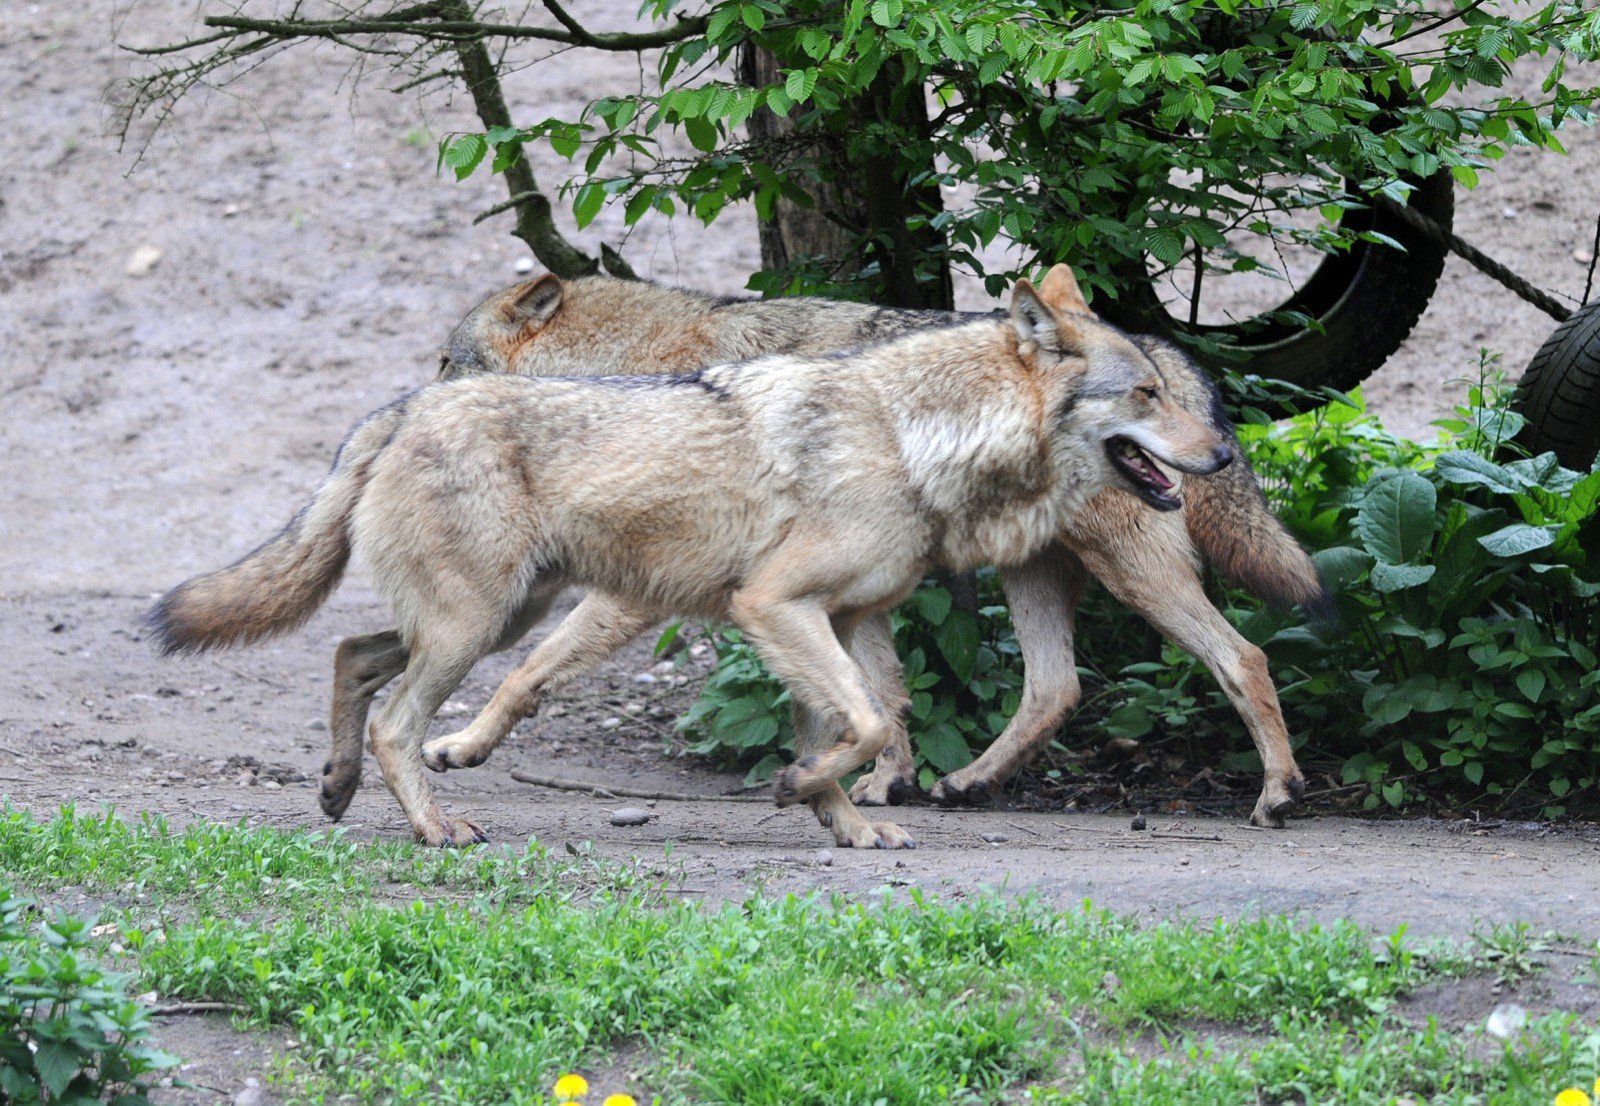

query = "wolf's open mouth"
[1107,436,1181,511]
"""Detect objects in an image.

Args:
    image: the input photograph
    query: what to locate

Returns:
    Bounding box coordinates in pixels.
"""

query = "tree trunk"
[738,47,951,310]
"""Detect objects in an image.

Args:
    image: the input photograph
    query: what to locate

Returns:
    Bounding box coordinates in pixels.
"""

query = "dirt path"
[4,0,1600,1023]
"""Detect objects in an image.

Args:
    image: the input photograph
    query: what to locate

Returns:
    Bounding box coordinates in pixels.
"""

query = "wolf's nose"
[1208,445,1234,472]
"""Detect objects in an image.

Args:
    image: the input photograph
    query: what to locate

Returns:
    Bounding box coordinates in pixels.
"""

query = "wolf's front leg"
[732,593,916,849]
[422,592,657,774]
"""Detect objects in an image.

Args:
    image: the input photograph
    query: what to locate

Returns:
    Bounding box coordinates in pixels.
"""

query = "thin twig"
[508,770,769,802]
[1584,210,1600,307]
[1149,832,1227,842]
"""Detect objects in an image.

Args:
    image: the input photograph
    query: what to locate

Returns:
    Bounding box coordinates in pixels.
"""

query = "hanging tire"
[1097,170,1455,394]
[1514,300,1600,471]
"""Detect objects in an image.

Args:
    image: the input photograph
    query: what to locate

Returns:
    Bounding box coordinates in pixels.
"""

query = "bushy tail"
[146,404,407,654]
[1185,459,1334,619]
[1142,336,1332,618]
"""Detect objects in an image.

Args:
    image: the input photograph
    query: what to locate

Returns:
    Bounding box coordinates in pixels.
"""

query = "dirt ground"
[4,3,1600,1098]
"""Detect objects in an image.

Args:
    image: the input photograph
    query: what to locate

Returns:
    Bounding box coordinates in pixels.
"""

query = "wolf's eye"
[1139,385,1159,400]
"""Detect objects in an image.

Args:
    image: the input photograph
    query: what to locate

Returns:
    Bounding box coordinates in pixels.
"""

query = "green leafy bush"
[0,885,177,1105]
[678,371,1600,813]
[1246,379,1600,813]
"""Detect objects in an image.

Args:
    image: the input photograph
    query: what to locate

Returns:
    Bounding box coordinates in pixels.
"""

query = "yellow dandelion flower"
[1554,1089,1592,1106]
[602,1096,638,1106]
[553,1073,589,1101]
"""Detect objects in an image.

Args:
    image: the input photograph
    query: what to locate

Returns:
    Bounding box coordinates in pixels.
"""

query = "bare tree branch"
[201,6,707,50]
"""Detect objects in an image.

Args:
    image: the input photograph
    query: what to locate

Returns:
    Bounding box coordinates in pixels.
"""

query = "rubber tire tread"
[1513,300,1600,471]
[1097,172,1454,394]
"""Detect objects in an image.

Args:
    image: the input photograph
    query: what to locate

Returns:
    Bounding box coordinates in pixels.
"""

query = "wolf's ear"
[500,273,564,328]
[1036,263,1091,315]
[1010,279,1077,356]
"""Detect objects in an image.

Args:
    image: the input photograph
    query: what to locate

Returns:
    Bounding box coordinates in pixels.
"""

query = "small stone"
[633,672,656,684]
[1101,971,1122,995]
[125,244,162,276]
[223,203,242,217]
[600,716,623,730]
[236,771,257,787]
[814,848,834,867]
[306,718,328,731]
[165,771,184,781]
[261,779,282,791]
[610,807,651,827]
[979,832,1009,844]
[1179,857,1190,866]
[514,256,535,274]
[1485,1002,1527,1039]
[1131,814,1147,831]
[1575,249,1595,264]
[1501,206,1519,219]
[233,1078,264,1106]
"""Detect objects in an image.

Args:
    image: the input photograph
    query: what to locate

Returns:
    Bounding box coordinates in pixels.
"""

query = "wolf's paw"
[773,755,828,807]
[319,758,361,821]
[833,817,917,850]
[928,769,994,807]
[1249,774,1306,828]
[849,766,918,807]
[421,733,490,773]
[414,816,490,848]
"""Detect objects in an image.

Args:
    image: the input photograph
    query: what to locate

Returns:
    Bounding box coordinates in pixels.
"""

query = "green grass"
[3,806,1597,1105]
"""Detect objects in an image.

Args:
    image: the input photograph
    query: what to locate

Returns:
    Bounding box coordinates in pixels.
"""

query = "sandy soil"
[3,3,1600,1097]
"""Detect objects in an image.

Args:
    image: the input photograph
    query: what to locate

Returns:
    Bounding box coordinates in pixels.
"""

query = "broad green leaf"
[916,722,973,773]
[1516,669,1546,702]
[1433,450,1525,494]
[934,609,981,683]
[34,1040,80,1099]
[1356,472,1436,563]
[1313,545,1373,591]
[572,182,605,229]
[1477,523,1555,558]
[1369,561,1436,592]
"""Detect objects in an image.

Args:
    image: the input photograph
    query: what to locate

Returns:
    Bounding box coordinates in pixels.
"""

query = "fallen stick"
[150,1001,250,1017]
[508,770,770,802]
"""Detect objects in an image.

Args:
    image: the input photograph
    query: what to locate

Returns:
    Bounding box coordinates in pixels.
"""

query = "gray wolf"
[149,273,1233,848]
[410,267,1326,827]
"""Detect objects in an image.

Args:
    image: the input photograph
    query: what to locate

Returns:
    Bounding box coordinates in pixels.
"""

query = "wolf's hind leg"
[422,592,658,773]
[322,629,409,820]
[841,612,919,807]
[732,594,915,849]
[369,625,496,847]
[930,548,1088,805]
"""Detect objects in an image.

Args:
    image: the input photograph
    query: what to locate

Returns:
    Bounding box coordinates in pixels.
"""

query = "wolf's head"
[1014,265,1231,511]
[437,275,567,380]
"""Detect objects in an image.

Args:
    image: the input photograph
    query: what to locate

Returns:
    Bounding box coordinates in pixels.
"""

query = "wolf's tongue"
[1128,448,1173,491]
